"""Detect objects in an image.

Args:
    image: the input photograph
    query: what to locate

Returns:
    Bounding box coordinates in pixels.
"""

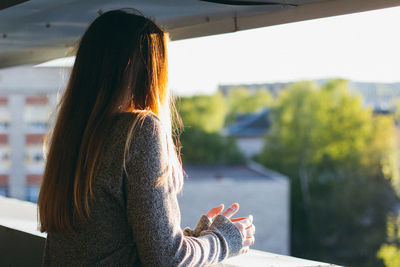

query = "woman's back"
[43,113,244,266]
[43,113,141,265]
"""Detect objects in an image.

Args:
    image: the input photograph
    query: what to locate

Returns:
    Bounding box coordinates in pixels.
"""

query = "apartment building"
[0,93,56,202]
[0,65,62,202]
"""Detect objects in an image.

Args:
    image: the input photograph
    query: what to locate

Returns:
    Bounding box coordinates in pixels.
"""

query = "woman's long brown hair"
[38,9,183,234]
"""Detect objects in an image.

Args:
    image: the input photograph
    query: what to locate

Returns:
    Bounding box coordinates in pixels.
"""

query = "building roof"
[220,80,400,114]
[224,108,270,137]
[219,82,290,97]
[183,161,287,181]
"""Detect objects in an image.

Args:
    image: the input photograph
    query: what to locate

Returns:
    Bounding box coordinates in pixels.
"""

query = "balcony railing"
[0,196,339,267]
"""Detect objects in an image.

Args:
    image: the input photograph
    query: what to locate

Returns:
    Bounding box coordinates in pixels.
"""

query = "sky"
[167,6,400,96]
[37,6,400,96]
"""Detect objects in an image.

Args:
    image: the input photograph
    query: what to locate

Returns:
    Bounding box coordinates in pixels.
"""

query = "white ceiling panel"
[0,0,400,68]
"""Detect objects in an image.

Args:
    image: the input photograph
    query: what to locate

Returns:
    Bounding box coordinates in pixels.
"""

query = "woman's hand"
[205,203,255,253]
[231,216,255,253]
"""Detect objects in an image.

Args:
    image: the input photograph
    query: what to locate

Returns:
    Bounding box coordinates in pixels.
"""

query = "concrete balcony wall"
[0,196,338,267]
[0,196,45,266]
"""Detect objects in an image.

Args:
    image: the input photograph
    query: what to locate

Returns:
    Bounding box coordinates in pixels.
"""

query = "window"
[26,143,45,168]
[0,186,7,197]
[25,186,40,203]
[0,144,10,169]
[24,95,51,133]
[0,104,10,132]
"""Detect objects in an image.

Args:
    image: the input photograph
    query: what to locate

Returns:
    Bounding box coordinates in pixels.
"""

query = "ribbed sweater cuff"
[209,215,243,257]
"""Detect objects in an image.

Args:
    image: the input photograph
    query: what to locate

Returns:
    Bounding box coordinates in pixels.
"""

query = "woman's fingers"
[231,217,247,222]
[245,224,255,237]
[222,203,239,219]
[235,216,253,231]
[243,236,255,247]
[232,214,255,251]
[206,204,224,219]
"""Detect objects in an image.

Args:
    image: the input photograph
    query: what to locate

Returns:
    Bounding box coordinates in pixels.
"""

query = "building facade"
[0,65,63,201]
[179,163,290,254]
[222,108,270,158]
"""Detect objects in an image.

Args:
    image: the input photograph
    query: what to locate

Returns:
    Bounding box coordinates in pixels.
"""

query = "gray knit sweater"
[43,112,243,266]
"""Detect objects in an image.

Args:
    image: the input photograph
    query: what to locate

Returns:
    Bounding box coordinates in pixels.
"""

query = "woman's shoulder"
[112,111,164,148]
[113,111,161,129]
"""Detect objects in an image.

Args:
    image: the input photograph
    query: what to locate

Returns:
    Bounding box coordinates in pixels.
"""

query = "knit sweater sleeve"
[124,114,243,267]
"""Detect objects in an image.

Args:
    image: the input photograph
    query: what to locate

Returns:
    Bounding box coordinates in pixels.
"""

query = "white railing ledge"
[0,196,45,237]
[215,249,340,267]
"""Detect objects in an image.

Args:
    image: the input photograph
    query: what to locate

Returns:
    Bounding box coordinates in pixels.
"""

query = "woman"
[38,9,255,266]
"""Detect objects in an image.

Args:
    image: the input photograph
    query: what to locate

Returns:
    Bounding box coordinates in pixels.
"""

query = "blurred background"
[2,5,400,267]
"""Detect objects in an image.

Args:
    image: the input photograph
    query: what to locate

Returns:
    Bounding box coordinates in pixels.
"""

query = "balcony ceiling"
[1,0,400,68]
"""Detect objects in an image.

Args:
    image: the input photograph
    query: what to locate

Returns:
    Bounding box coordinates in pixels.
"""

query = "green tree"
[177,92,227,133]
[179,127,245,164]
[176,92,245,164]
[256,79,398,267]
[378,214,400,267]
[226,87,273,124]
